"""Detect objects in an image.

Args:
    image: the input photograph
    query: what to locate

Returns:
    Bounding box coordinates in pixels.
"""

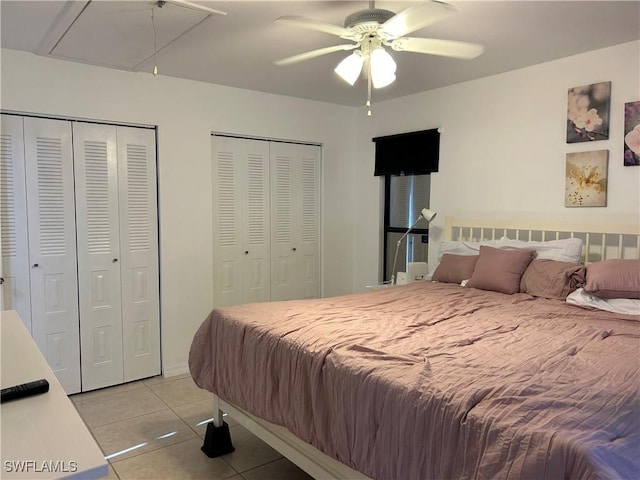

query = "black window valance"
[372,128,440,176]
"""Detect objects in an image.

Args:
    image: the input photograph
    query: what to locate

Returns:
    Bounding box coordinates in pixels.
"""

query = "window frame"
[382,175,431,282]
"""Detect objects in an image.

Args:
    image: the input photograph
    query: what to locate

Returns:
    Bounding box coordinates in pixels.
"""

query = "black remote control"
[1,379,49,403]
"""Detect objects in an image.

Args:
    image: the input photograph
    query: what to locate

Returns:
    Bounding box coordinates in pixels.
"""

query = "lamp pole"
[390,214,421,285]
[390,208,436,285]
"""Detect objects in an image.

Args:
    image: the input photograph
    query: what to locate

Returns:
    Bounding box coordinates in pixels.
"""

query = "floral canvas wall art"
[565,150,608,207]
[566,82,611,143]
[624,101,640,166]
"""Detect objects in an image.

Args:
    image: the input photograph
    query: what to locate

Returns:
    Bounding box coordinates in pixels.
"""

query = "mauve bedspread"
[189,282,640,480]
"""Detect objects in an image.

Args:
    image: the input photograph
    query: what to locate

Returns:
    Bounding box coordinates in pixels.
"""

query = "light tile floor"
[70,374,313,480]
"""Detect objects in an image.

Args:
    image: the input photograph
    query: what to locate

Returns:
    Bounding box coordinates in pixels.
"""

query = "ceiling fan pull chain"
[151,7,159,76]
[367,55,372,116]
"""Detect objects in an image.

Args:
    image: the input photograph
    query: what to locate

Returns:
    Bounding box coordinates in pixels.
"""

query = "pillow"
[436,239,500,262]
[567,288,640,316]
[583,259,640,299]
[498,237,583,264]
[520,259,586,300]
[431,254,478,284]
[466,246,535,294]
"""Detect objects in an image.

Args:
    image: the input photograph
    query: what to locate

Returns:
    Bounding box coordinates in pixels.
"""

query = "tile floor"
[70,374,314,480]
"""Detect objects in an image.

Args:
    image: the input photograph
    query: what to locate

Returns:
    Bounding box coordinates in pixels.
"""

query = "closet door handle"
[244,251,249,255]
[0,277,4,285]
[292,248,297,252]
[32,263,39,268]
[112,258,118,263]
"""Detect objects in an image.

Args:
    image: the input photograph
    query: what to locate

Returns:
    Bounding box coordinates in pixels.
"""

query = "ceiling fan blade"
[274,44,359,66]
[380,1,456,39]
[275,16,360,41]
[390,37,484,59]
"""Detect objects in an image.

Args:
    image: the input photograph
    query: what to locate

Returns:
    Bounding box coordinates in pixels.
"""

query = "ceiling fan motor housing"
[344,9,395,34]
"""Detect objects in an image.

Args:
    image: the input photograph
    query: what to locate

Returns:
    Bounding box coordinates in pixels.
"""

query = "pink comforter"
[189,282,640,480]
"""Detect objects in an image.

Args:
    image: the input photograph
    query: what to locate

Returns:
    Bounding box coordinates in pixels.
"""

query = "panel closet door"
[117,126,160,382]
[212,136,270,306]
[0,115,31,330]
[270,142,320,301]
[24,117,81,394]
[73,122,124,391]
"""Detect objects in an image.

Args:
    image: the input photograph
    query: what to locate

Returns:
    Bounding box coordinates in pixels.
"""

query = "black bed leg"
[201,421,235,457]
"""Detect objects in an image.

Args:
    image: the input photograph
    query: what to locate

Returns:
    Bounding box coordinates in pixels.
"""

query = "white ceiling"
[1,1,639,107]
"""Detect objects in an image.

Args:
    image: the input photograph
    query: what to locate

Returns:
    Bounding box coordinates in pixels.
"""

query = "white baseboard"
[162,364,190,378]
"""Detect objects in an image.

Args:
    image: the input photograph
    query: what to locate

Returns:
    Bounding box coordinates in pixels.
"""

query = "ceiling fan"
[273,1,483,113]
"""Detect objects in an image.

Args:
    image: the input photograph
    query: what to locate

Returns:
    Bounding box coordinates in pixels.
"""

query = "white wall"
[3,40,639,375]
[0,48,357,376]
[353,41,640,291]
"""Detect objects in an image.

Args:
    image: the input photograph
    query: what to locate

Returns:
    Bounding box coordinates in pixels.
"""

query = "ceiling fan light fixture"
[370,47,396,88]
[335,51,365,85]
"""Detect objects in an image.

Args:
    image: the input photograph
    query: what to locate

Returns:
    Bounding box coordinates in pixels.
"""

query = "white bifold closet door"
[0,115,159,394]
[270,142,320,301]
[0,115,31,331]
[73,123,123,391]
[24,117,81,394]
[117,126,160,384]
[74,123,160,391]
[212,135,320,306]
[212,136,270,307]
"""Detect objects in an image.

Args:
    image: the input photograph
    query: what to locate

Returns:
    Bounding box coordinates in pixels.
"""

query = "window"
[383,174,432,283]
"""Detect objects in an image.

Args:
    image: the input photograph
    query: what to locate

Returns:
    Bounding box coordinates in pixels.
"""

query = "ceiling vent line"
[35,1,90,56]
[157,0,226,17]
[132,13,214,74]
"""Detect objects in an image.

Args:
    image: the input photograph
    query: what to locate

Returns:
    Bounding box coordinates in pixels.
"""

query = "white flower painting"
[566,82,611,143]
[565,150,608,207]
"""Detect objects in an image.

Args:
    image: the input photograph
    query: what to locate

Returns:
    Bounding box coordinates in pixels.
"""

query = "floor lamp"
[390,208,437,285]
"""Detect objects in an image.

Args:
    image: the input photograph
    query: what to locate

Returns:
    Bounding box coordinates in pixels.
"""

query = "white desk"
[1,310,108,479]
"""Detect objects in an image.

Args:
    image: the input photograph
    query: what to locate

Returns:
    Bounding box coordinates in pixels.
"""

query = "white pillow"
[436,239,500,262]
[498,237,583,264]
[566,288,640,316]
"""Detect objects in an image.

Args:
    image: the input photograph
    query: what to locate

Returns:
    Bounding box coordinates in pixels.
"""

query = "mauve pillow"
[584,259,640,299]
[520,259,586,300]
[432,254,478,284]
[466,246,535,294]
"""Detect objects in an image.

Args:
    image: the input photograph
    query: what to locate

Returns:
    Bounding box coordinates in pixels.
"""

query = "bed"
[189,218,640,480]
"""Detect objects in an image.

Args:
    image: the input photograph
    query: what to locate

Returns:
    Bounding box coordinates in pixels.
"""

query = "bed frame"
[207,396,370,479]
[203,217,640,479]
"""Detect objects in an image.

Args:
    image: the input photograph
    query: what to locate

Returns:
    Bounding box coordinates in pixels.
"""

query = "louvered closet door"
[24,117,80,394]
[212,136,270,306]
[73,122,124,391]
[212,136,244,306]
[270,142,320,301]
[240,139,270,304]
[270,143,297,301]
[0,115,31,330]
[296,144,320,299]
[117,126,160,383]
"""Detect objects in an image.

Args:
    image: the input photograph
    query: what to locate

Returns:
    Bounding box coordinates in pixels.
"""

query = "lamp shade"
[420,208,437,223]
[335,51,365,85]
[370,47,396,88]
